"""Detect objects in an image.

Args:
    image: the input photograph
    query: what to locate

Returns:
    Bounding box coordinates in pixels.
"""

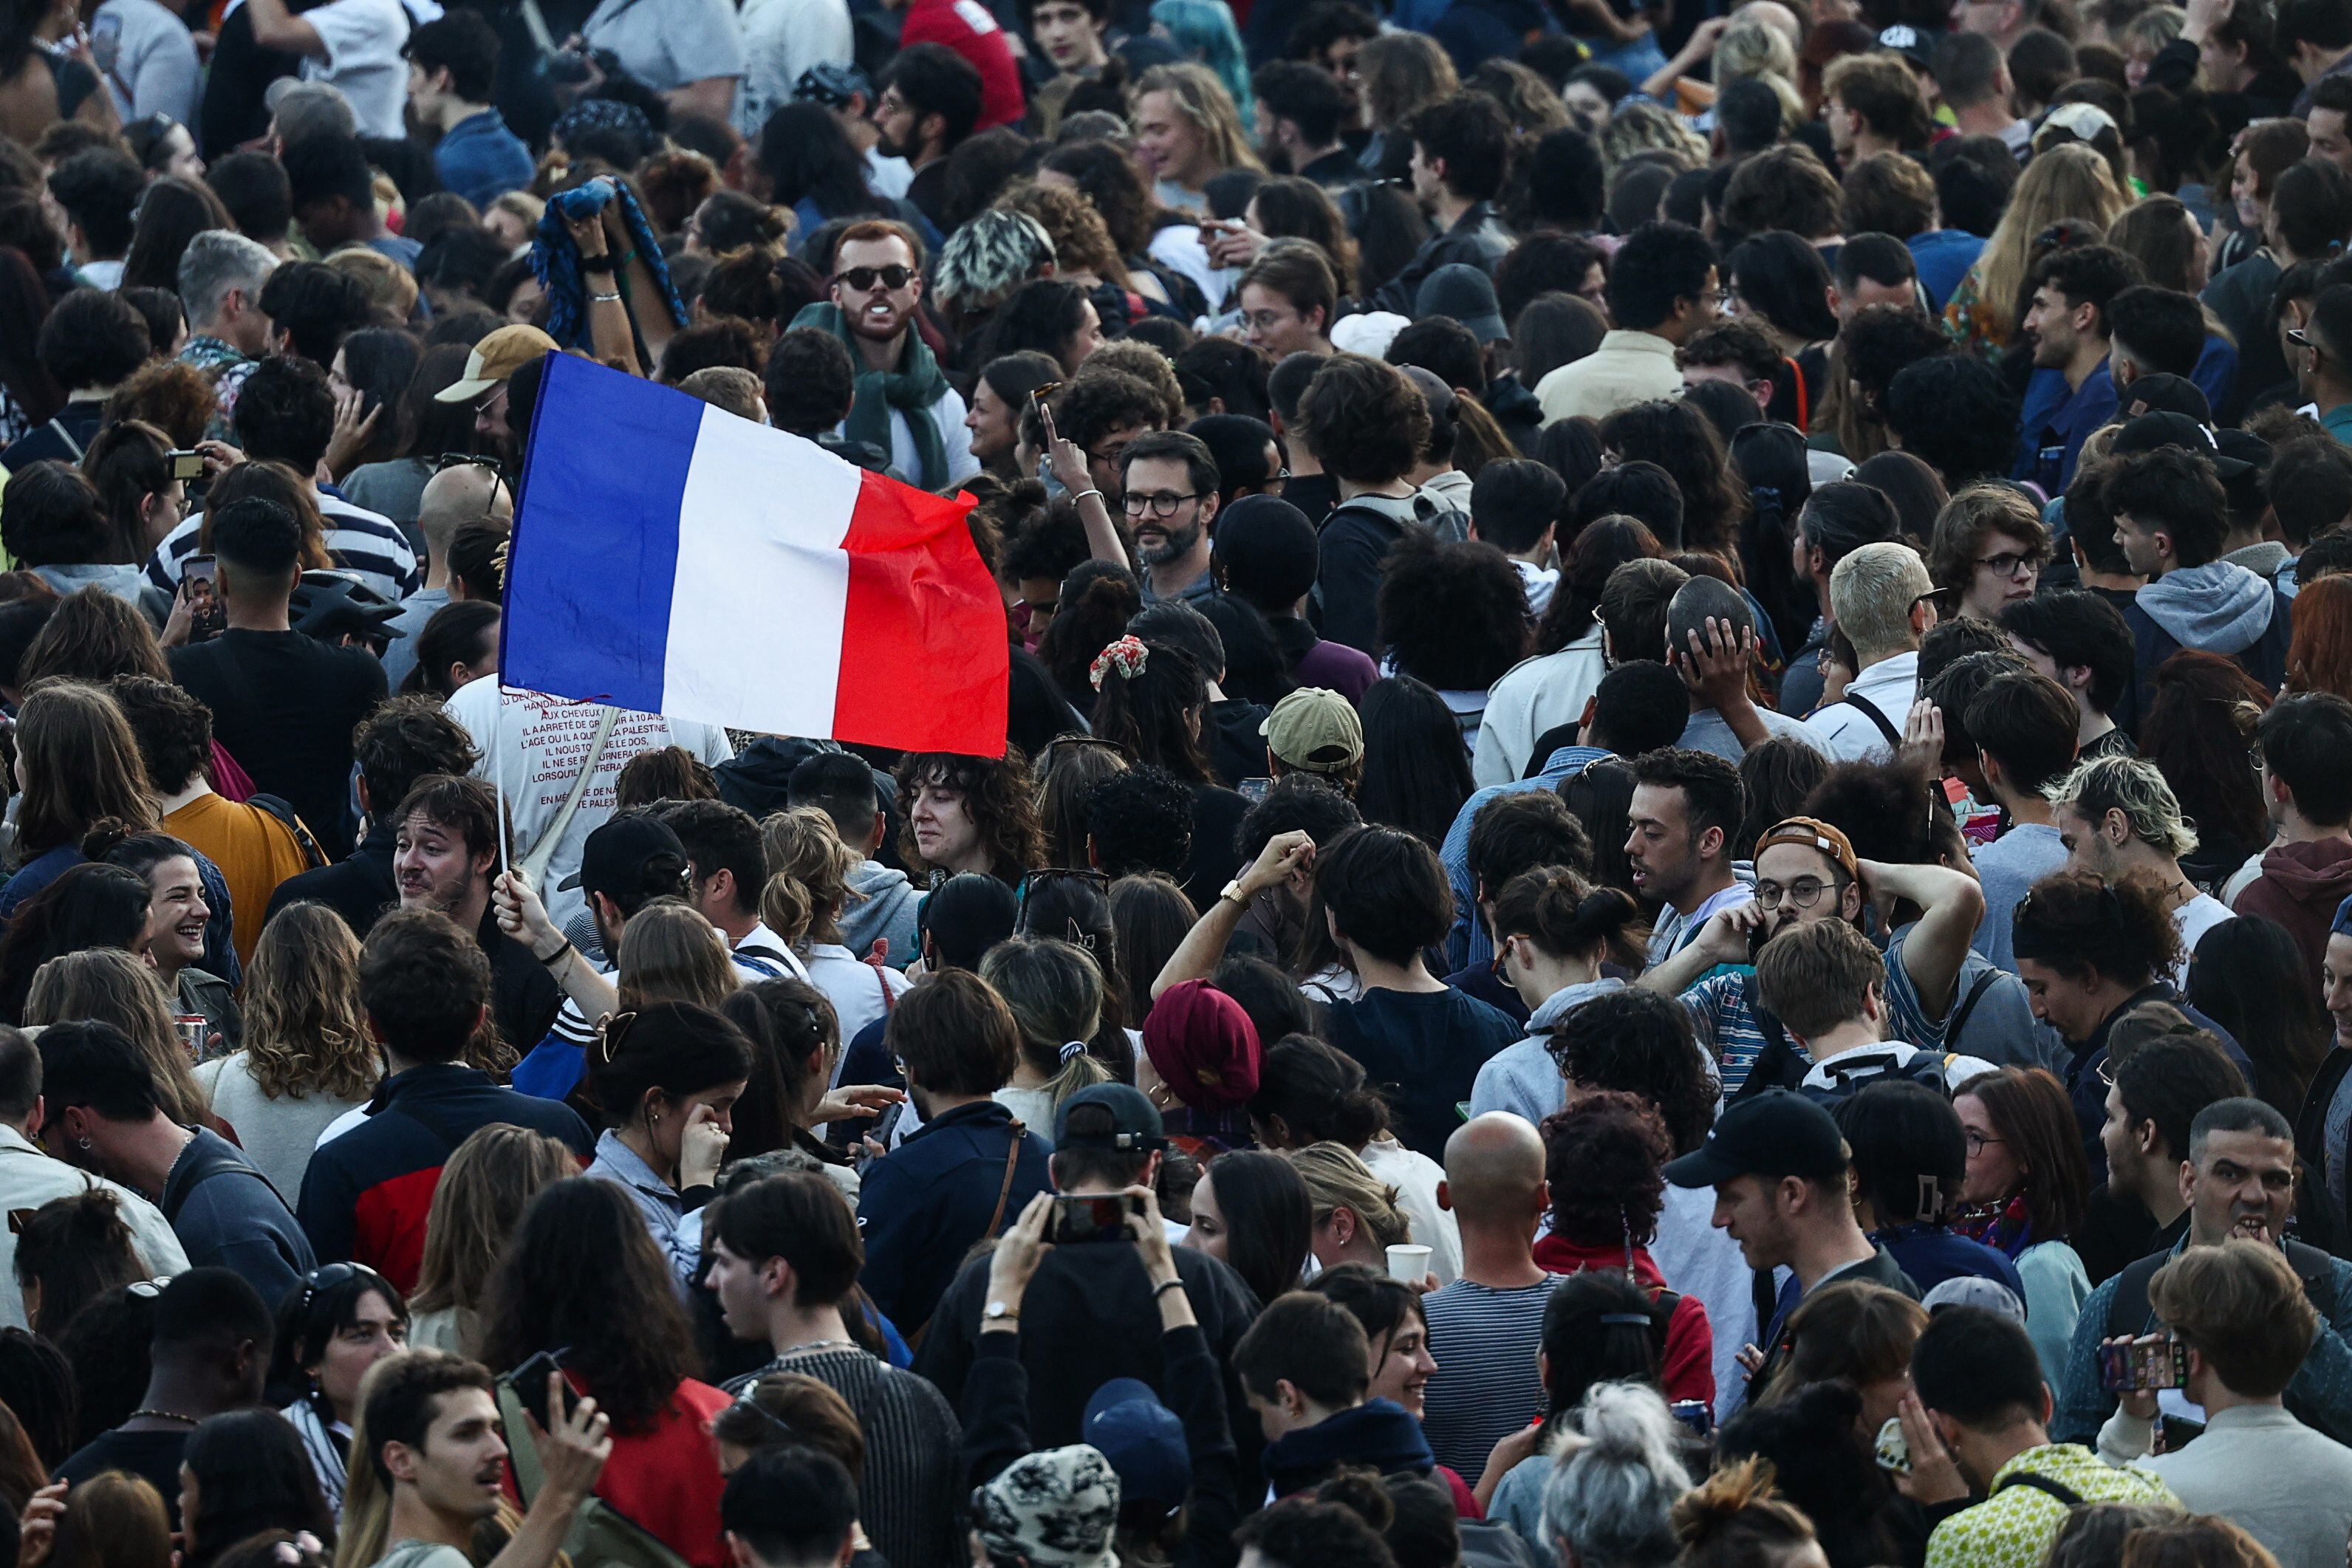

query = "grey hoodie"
[1466,977,1627,1125]
[841,860,920,969]
[2134,561,2276,654]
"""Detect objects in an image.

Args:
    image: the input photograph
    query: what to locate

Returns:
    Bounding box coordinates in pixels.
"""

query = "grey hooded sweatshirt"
[2126,561,2290,711]
[841,860,920,968]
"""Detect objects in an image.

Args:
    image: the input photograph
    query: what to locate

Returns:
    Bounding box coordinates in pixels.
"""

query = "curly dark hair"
[1545,987,1719,1154]
[1533,515,1663,657]
[892,749,1045,884]
[1540,1089,1670,1247]
[2140,649,2272,874]
[1373,533,1529,693]
[1839,305,1950,411]
[1050,369,1166,454]
[1038,563,1141,712]
[1722,149,1845,243]
[480,1178,700,1434]
[1084,762,1194,878]
[2012,869,2184,989]
[1296,353,1429,486]
[1598,400,1750,555]
[1881,356,2021,490]
[105,675,210,797]
[1039,139,1158,259]
[1802,759,1941,867]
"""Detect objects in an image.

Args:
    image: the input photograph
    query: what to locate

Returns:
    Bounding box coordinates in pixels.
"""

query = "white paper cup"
[1386,1243,1432,1284]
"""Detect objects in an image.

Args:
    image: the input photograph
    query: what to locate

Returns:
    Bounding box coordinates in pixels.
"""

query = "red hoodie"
[2235,838,2352,987]
[1531,1233,1717,1411]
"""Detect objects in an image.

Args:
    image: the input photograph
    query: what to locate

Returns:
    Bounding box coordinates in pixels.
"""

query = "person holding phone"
[960,1185,1242,1563]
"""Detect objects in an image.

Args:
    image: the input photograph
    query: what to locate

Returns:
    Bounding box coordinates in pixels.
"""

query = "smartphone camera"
[166,449,205,482]
[1050,1194,1141,1245]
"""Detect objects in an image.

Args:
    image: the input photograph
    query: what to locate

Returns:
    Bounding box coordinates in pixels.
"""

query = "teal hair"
[1150,0,1253,124]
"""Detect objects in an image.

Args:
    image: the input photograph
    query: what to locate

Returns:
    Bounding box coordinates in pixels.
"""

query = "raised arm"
[1152,831,1315,1000]
[1869,857,1987,1025]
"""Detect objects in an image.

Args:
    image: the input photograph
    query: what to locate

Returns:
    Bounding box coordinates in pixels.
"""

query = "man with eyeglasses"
[1641,815,2003,1098]
[380,462,510,692]
[2057,1097,2352,1454]
[1115,431,1222,605]
[790,219,977,491]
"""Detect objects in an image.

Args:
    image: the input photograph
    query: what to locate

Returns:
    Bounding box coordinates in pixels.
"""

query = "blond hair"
[24,948,207,1126]
[760,807,861,949]
[1963,144,2124,346]
[1828,540,1934,659]
[618,898,740,1011]
[1288,1140,1411,1247]
[325,245,419,324]
[1135,63,1264,176]
[1713,18,1802,130]
[241,903,376,1100]
[2049,753,2199,857]
[980,936,1113,1119]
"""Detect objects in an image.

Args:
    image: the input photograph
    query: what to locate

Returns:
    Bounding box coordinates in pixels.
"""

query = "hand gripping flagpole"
[493,680,511,886]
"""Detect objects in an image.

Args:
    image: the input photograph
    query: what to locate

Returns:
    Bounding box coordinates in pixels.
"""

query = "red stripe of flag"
[833,470,1008,756]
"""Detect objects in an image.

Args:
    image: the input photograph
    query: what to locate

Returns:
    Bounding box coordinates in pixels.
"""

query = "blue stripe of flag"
[503,355,702,716]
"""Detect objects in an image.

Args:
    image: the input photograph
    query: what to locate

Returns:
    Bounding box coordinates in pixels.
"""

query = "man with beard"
[392,775,562,1061]
[2055,1098,2352,1449]
[871,43,991,232]
[1637,815,1989,1097]
[2012,245,2138,495]
[1121,431,1221,605]
[789,220,977,490]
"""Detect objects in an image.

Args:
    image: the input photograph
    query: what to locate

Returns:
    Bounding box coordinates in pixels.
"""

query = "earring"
[75,1137,90,1152]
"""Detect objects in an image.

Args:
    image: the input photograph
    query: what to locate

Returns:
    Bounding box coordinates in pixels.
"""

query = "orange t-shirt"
[166,790,318,967]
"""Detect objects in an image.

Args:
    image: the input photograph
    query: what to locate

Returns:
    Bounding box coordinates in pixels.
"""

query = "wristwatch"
[983,1299,1019,1324]
[1218,878,1248,910]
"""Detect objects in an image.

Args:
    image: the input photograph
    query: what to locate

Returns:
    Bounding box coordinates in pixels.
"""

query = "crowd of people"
[8,0,2352,1560]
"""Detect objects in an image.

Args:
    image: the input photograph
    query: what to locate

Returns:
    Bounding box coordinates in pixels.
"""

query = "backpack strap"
[1836,688,1904,750]
[245,792,329,871]
[2107,1250,2170,1339]
[985,1123,1027,1237]
[1732,973,1807,1100]
[1993,1472,2085,1507]
[1943,968,2001,1048]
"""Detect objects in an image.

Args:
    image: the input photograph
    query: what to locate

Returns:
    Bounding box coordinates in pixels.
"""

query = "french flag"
[502,354,1008,756]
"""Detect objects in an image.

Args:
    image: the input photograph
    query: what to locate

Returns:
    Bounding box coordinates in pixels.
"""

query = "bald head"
[417,462,511,557]
[1442,1112,1548,1217]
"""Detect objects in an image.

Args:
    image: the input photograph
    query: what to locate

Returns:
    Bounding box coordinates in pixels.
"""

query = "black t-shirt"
[196,4,302,157]
[169,629,388,862]
[55,1428,191,1524]
[1180,781,1251,914]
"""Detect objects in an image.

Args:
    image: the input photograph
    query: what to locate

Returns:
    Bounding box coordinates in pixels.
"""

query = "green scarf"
[790,301,952,489]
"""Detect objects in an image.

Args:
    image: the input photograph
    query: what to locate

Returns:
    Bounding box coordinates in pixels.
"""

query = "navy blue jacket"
[857,1100,1053,1338]
[2064,985,2250,1180]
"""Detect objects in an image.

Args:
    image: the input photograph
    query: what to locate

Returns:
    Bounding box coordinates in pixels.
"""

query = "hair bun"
[78,819,131,862]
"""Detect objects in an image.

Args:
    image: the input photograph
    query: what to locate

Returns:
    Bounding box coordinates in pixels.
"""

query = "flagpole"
[492,680,511,885]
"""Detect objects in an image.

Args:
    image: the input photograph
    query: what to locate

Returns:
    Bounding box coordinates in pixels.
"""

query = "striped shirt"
[722,1345,964,1568]
[147,493,421,603]
[1683,931,1960,1095]
[1419,1273,1566,1479]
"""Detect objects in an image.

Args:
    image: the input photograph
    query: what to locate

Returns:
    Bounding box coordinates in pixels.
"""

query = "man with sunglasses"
[794,219,976,491]
[380,462,509,692]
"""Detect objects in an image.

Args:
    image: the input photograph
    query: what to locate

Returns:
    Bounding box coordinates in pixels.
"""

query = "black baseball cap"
[2115,372,2209,423]
[1664,1089,1849,1188]
[1053,1083,1166,1152]
[558,812,690,895]
[2110,410,2252,481]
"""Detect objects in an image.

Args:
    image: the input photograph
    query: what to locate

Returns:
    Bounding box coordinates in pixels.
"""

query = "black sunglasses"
[834,265,915,292]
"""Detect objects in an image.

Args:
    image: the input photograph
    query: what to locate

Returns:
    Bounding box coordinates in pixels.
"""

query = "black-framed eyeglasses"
[1963,1130,2006,1156]
[1974,552,2038,578]
[833,264,915,292]
[1122,490,1202,518]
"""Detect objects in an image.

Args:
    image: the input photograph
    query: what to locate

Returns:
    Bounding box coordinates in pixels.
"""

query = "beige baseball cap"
[435,324,561,403]
[1259,687,1363,772]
